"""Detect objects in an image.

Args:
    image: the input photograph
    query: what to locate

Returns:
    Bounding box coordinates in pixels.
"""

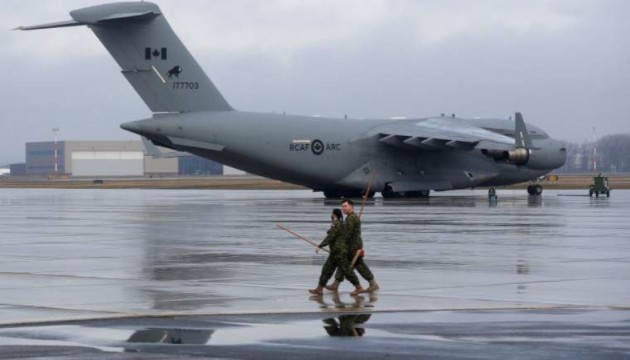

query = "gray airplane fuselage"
[121,111,566,195]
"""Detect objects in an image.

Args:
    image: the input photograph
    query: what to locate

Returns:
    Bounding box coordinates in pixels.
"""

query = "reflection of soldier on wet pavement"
[309,209,365,296]
[310,292,378,310]
[323,314,372,337]
[326,199,380,293]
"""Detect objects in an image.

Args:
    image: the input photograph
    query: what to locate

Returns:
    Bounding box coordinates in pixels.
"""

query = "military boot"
[366,279,380,292]
[325,281,341,292]
[350,286,366,296]
[309,287,324,296]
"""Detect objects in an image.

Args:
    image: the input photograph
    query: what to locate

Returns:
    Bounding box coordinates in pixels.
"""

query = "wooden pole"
[350,249,365,268]
[276,224,329,253]
[359,172,377,219]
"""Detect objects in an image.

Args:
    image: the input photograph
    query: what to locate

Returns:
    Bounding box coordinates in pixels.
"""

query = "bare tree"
[556,133,630,174]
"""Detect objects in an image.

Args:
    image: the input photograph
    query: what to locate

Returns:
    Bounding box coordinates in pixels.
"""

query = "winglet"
[514,112,532,148]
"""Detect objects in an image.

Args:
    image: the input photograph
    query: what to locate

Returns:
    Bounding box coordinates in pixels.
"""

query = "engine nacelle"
[487,147,563,170]
[482,147,531,167]
[480,149,506,160]
[505,148,530,166]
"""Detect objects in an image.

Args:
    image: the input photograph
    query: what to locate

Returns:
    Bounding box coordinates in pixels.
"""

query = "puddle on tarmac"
[0,314,375,353]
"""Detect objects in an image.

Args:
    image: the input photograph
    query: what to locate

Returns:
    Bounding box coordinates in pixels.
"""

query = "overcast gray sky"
[1,0,629,164]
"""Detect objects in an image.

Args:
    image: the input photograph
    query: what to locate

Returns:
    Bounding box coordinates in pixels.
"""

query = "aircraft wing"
[372,117,515,151]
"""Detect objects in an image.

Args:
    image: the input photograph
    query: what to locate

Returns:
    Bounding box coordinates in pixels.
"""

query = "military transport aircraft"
[19,1,566,198]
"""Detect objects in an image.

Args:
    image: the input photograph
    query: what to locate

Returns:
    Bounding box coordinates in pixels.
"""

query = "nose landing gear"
[527,184,543,196]
[488,187,498,202]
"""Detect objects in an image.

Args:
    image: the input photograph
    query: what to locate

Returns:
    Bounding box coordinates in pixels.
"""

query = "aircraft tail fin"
[514,112,532,148]
[20,2,233,113]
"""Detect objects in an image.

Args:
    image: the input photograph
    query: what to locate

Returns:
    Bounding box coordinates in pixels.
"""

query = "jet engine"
[482,145,565,170]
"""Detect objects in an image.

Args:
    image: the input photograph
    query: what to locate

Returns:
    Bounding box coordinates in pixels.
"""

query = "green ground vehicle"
[589,174,610,197]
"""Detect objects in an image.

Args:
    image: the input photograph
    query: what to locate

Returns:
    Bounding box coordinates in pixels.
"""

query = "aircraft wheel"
[344,190,364,199]
[325,189,366,199]
[533,184,543,195]
[383,190,431,198]
[527,185,534,195]
[323,190,342,199]
[363,191,376,199]
[381,186,401,199]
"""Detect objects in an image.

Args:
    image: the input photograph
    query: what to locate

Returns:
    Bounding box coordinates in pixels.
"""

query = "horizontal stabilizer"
[141,136,163,157]
[141,136,189,158]
[18,4,161,30]
[96,10,160,23]
[70,2,161,25]
[167,136,225,152]
[16,20,82,31]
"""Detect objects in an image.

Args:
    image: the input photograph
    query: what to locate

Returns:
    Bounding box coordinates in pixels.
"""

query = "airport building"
[9,163,26,176]
[23,141,234,177]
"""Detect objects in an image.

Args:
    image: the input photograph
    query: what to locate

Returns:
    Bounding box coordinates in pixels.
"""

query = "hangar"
[24,140,229,177]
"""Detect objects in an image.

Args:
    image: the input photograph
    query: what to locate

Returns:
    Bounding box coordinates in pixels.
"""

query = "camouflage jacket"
[319,220,347,254]
[343,212,363,253]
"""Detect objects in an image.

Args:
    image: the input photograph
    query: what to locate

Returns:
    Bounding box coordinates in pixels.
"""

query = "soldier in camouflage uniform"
[309,209,365,296]
[326,199,380,293]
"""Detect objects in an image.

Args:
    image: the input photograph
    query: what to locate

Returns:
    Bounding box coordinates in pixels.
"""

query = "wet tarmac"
[0,188,629,358]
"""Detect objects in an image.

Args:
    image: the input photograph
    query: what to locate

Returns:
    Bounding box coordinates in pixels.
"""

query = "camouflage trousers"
[335,254,374,282]
[318,252,360,287]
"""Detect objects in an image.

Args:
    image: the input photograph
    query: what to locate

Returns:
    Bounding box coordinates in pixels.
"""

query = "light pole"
[592,127,597,173]
[52,127,59,177]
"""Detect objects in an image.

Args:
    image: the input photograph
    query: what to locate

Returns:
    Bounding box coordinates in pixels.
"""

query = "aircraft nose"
[552,141,568,168]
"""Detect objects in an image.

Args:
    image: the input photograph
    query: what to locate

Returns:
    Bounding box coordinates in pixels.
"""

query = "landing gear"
[527,184,543,196]
[488,187,498,201]
[323,190,374,199]
[410,190,431,198]
[381,188,400,199]
[381,186,430,199]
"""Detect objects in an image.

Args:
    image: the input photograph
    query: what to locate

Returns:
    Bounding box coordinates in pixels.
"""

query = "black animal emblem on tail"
[167,66,182,79]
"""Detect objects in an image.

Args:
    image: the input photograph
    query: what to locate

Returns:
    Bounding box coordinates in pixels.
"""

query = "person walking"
[326,199,380,293]
[309,208,365,296]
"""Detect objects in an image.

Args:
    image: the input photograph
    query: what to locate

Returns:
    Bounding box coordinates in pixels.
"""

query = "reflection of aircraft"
[126,328,213,348]
[20,2,566,198]
[323,314,372,337]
